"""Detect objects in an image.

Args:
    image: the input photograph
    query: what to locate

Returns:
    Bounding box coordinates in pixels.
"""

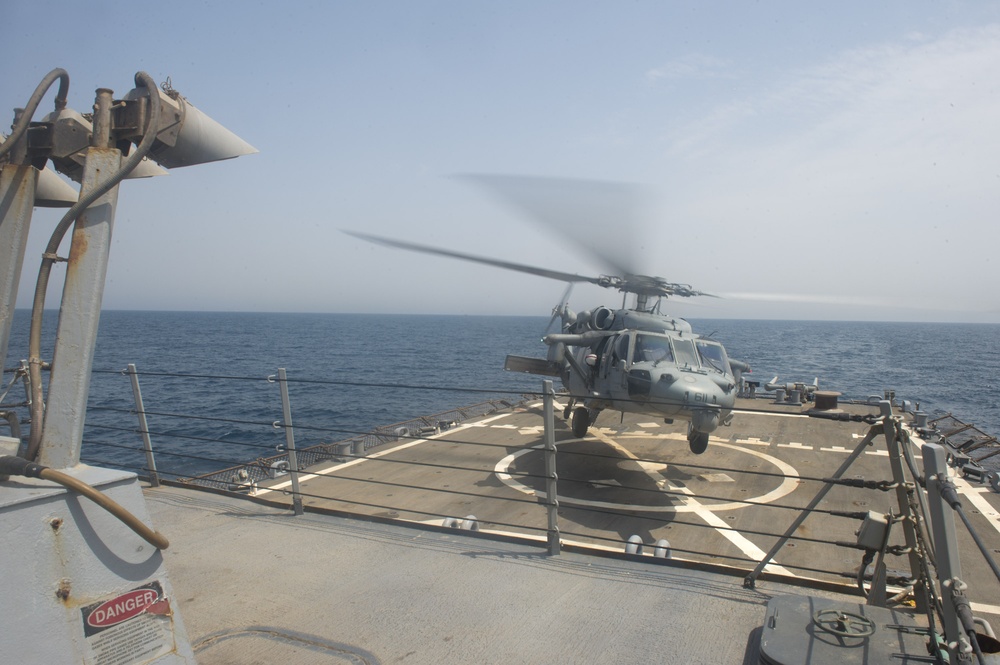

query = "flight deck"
[227,396,1000,622]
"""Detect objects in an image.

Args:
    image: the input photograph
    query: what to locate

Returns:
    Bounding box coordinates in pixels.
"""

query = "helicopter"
[344,175,750,454]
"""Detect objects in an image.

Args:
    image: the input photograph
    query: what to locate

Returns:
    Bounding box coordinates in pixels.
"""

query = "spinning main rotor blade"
[344,230,605,286]
[717,292,887,306]
[456,174,652,278]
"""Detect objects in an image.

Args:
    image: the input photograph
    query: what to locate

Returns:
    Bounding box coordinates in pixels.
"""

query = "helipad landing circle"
[494,440,800,513]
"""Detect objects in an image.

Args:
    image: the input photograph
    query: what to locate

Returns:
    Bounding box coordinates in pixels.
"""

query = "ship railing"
[77,365,536,494]
[188,397,532,493]
[737,386,1000,485]
[60,365,1000,650]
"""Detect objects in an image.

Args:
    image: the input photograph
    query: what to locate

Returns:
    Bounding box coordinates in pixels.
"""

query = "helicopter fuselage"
[508,306,741,453]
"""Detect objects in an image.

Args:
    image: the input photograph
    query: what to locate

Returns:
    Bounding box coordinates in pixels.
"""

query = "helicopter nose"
[654,373,735,434]
[690,407,721,435]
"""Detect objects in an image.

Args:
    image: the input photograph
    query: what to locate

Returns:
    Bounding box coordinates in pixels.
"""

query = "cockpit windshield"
[671,337,700,368]
[696,340,731,376]
[633,333,673,364]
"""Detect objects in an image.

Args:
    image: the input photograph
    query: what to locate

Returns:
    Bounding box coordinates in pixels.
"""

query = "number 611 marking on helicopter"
[345,230,751,454]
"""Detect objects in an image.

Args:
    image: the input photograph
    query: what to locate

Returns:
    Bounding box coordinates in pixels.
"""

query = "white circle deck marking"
[494,439,800,513]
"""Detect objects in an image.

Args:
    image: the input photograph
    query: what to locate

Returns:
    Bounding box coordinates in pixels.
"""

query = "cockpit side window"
[696,340,731,376]
[611,333,631,365]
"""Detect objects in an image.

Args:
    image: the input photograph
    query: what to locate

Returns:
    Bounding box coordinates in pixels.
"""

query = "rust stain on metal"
[56,578,71,603]
[67,226,90,264]
[49,517,63,532]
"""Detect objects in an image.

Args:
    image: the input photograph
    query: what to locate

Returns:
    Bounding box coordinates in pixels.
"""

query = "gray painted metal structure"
[128,363,160,487]
[0,164,36,370]
[276,367,304,516]
[0,69,256,665]
[39,147,121,469]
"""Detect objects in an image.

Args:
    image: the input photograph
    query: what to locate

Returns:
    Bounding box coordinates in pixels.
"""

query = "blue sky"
[4,1,1000,321]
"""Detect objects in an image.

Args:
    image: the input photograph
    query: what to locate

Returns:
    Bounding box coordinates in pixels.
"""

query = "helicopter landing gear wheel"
[688,431,709,455]
[563,400,574,420]
[572,407,590,438]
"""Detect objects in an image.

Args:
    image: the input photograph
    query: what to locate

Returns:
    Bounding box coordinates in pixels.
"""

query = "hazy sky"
[4,1,999,322]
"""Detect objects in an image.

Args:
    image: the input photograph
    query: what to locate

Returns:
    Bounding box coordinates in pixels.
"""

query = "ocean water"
[3,310,998,477]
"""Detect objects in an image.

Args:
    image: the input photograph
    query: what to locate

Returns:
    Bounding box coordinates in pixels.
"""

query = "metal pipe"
[543,379,560,555]
[277,368,303,516]
[92,88,114,149]
[5,108,29,165]
[127,364,159,487]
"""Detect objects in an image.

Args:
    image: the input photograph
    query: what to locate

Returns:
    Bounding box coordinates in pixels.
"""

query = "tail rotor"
[545,282,575,335]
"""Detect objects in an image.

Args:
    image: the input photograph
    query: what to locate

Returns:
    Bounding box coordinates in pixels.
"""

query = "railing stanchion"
[277,367,304,516]
[744,416,883,588]
[923,442,973,661]
[882,401,928,613]
[127,363,159,487]
[543,380,560,555]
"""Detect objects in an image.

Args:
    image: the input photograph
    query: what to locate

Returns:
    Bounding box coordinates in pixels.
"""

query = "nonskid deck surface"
[252,397,1000,620]
[147,484,854,665]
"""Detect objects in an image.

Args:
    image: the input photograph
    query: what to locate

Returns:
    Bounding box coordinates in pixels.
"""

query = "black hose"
[0,455,168,549]
[1,410,21,440]
[0,68,69,161]
[857,550,875,597]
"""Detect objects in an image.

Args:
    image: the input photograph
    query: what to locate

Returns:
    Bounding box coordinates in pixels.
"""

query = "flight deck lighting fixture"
[0,69,256,663]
